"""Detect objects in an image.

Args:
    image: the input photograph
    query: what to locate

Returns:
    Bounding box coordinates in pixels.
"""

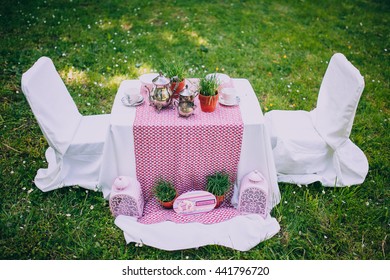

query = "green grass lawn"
[0,0,388,260]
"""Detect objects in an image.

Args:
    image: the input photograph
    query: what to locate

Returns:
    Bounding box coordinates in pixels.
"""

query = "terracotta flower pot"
[214,195,225,208]
[158,193,178,209]
[199,93,218,112]
[160,200,175,209]
[170,80,186,98]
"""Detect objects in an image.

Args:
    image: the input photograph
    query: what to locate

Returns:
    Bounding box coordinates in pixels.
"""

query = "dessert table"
[98,78,281,251]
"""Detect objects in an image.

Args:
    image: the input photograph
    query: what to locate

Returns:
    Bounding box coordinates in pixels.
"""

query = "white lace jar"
[109,176,144,218]
[238,170,268,218]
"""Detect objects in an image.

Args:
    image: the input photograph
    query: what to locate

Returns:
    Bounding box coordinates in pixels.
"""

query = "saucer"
[219,96,240,106]
[121,95,144,107]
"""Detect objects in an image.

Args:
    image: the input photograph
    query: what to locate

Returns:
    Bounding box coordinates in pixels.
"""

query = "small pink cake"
[173,191,216,215]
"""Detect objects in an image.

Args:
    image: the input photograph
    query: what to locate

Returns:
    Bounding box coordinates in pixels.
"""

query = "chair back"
[314,53,365,150]
[21,57,82,154]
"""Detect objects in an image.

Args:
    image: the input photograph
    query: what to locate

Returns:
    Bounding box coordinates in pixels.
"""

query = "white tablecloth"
[98,78,281,251]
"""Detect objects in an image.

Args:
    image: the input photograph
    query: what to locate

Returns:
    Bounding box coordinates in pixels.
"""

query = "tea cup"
[221,88,237,104]
[124,88,142,104]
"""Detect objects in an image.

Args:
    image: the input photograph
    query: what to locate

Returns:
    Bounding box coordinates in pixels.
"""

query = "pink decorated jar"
[109,176,144,218]
[238,170,269,218]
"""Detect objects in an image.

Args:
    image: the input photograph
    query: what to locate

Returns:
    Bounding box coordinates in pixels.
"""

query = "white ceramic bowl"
[206,73,231,85]
[139,73,159,86]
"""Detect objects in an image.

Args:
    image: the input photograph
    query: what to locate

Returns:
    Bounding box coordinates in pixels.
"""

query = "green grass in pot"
[161,59,187,83]
[205,171,231,197]
[198,74,220,96]
[153,179,177,202]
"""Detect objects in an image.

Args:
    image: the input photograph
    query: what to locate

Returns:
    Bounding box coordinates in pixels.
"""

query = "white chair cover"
[265,53,368,186]
[21,57,110,191]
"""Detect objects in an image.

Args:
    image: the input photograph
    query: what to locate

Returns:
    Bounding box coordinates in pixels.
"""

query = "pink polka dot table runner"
[133,92,244,225]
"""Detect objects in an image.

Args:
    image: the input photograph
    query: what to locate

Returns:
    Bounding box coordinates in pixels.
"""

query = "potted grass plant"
[205,171,231,208]
[162,59,187,98]
[198,74,220,112]
[153,179,177,209]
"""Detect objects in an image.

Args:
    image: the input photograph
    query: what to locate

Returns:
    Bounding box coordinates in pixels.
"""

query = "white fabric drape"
[115,214,280,252]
